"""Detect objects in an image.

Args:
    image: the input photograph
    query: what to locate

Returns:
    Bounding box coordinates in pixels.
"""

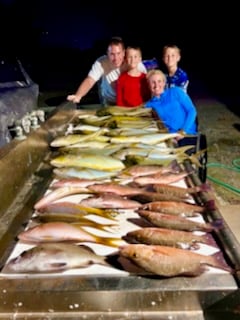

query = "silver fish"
[4,243,108,273]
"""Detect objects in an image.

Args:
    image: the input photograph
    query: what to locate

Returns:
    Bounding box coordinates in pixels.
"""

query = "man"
[67,37,146,106]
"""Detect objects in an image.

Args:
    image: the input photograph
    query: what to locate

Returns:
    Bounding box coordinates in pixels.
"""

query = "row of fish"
[2,106,231,277]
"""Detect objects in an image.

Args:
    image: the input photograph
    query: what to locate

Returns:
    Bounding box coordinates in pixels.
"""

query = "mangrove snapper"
[137,210,222,232]
[124,227,217,249]
[141,201,208,217]
[119,244,232,277]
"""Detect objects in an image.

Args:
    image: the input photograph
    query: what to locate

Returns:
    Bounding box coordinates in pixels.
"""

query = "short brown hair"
[108,36,125,50]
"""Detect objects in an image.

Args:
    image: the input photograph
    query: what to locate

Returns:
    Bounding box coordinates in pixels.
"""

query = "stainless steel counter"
[0,103,239,319]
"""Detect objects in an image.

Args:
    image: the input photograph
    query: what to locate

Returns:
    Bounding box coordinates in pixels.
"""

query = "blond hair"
[146,69,166,82]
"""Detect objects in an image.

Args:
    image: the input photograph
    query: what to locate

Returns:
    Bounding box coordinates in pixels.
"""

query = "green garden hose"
[207,159,240,194]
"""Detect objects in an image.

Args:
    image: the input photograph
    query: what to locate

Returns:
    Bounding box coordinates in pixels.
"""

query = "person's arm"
[67,58,104,103]
[67,76,96,103]
[179,90,197,133]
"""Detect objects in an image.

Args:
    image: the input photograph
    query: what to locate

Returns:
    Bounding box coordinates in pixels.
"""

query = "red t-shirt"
[116,72,150,107]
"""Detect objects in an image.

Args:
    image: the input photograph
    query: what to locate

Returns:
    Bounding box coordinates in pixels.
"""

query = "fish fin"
[210,251,233,273]
[99,237,124,247]
[205,199,217,212]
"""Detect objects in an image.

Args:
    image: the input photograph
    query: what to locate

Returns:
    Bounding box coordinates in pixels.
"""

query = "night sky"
[0,0,239,107]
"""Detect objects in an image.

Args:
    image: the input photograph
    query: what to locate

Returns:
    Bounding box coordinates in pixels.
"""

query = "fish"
[87,182,145,197]
[124,155,179,167]
[34,212,117,232]
[34,186,92,210]
[36,201,118,221]
[60,144,124,156]
[124,227,217,250]
[112,118,154,129]
[152,183,211,198]
[124,154,202,168]
[51,178,104,189]
[80,194,142,209]
[53,167,119,180]
[137,210,222,232]
[18,222,123,246]
[96,106,153,117]
[133,171,189,186]
[59,140,109,150]
[50,153,125,171]
[50,128,107,147]
[4,243,109,273]
[114,147,196,162]
[129,191,190,203]
[119,161,180,178]
[110,133,180,145]
[80,115,112,126]
[141,200,208,217]
[119,244,232,277]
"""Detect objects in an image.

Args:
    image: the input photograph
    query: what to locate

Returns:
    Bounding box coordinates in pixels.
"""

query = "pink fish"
[119,161,179,178]
[18,222,122,247]
[34,187,91,210]
[36,201,117,220]
[51,178,103,189]
[88,182,145,196]
[134,171,189,186]
[80,194,142,209]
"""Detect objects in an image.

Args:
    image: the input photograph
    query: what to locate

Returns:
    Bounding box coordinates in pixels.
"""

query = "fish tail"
[205,199,217,212]
[98,236,124,247]
[84,207,118,221]
[202,233,218,247]
[211,251,233,273]
[73,221,118,233]
[100,225,120,233]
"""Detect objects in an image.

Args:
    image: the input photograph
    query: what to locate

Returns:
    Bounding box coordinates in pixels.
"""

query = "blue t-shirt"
[145,87,197,134]
[165,67,189,92]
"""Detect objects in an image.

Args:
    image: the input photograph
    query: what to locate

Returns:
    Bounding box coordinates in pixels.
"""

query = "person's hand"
[67,94,81,103]
[175,130,186,141]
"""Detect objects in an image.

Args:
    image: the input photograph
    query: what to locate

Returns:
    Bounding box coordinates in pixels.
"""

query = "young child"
[116,46,150,107]
[162,44,189,92]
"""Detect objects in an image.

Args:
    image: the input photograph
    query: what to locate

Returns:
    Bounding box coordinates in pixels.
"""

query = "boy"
[162,45,189,93]
[116,46,150,107]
